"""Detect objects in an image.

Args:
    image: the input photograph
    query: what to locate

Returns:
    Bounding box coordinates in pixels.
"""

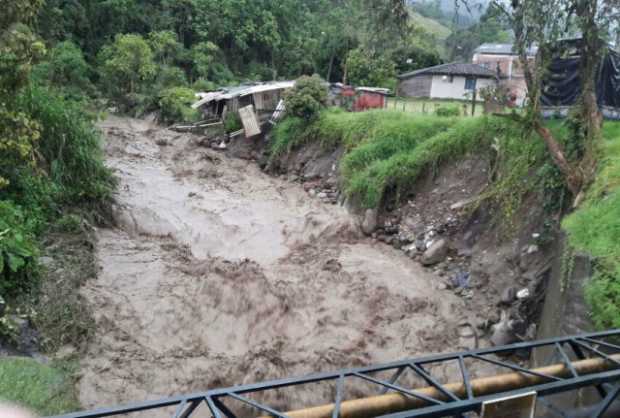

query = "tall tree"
[491,0,619,201]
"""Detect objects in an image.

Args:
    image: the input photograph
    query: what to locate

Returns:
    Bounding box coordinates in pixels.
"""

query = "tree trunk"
[326,52,335,82]
[533,120,582,196]
[575,0,603,189]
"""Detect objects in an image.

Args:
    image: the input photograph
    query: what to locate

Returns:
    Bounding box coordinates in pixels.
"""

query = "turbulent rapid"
[78,117,477,417]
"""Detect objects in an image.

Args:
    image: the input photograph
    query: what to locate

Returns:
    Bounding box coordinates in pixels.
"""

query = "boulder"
[361,209,378,235]
[490,313,518,346]
[421,238,449,266]
[500,286,517,305]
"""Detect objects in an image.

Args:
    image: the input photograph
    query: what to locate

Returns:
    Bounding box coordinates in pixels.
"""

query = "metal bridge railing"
[48,329,620,418]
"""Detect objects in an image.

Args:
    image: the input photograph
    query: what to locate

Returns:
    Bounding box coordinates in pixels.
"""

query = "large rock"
[421,238,449,266]
[361,209,378,235]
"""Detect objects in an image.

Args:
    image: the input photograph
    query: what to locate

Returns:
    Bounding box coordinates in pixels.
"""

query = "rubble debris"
[421,238,449,266]
[500,286,517,305]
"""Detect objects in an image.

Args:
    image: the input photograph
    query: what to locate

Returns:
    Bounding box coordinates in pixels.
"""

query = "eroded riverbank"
[78,117,480,416]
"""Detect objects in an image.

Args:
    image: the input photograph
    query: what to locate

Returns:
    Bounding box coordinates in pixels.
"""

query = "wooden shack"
[192,81,295,136]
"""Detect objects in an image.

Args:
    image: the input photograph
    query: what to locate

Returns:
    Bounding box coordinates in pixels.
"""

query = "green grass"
[386,97,487,117]
[410,11,451,41]
[0,358,79,415]
[271,108,525,208]
[563,121,620,329]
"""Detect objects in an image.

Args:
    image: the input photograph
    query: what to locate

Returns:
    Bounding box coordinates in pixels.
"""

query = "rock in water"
[421,238,449,266]
[500,286,517,305]
[361,209,378,235]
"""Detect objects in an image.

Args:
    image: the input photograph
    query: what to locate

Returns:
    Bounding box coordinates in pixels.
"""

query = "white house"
[397,63,498,101]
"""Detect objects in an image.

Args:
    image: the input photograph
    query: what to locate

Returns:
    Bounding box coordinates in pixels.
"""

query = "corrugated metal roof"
[192,81,295,109]
[356,87,390,95]
[398,63,498,80]
[474,43,538,56]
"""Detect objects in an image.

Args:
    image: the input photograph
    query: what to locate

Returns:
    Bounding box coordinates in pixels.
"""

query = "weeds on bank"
[563,122,620,329]
[0,357,79,415]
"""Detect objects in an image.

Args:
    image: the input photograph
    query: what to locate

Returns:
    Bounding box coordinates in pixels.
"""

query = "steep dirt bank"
[79,117,489,416]
[270,138,559,348]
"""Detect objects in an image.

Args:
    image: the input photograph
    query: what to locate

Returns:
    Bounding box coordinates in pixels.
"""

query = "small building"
[192,81,295,136]
[353,87,390,111]
[397,63,498,101]
[328,84,389,111]
[472,43,538,106]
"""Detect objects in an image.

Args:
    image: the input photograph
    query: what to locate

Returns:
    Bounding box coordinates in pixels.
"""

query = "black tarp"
[541,48,620,109]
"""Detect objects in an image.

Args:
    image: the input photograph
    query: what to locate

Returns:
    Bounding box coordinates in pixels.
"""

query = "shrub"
[193,78,217,92]
[19,85,115,208]
[284,75,327,121]
[158,87,199,124]
[223,112,243,133]
[0,201,38,296]
[435,105,461,117]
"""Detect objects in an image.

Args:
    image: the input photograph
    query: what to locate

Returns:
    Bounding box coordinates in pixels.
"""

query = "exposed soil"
[78,117,497,416]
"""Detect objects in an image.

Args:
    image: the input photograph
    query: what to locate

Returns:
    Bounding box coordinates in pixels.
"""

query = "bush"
[435,105,461,117]
[284,75,327,121]
[19,85,115,208]
[0,201,38,297]
[193,78,217,92]
[223,112,243,133]
[158,87,199,124]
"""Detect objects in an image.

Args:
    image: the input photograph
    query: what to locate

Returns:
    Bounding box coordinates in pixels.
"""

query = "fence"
[385,97,487,117]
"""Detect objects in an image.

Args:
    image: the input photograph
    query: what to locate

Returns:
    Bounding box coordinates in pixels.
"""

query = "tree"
[98,34,156,106]
[446,4,511,61]
[490,0,620,201]
[345,48,397,88]
[0,0,45,188]
[191,41,219,80]
[148,30,183,65]
[33,41,93,94]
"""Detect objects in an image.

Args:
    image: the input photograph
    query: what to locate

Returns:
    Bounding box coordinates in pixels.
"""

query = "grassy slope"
[410,11,451,41]
[563,122,620,329]
[272,109,523,208]
[0,358,79,415]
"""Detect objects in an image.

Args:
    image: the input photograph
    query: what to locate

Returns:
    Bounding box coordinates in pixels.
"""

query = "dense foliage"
[1,0,113,301]
[284,75,328,121]
[31,0,445,102]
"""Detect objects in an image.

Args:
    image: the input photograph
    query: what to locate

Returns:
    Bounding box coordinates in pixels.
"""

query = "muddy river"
[78,117,475,416]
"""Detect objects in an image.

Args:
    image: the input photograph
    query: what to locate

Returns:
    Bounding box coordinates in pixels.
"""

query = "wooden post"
[471,77,478,116]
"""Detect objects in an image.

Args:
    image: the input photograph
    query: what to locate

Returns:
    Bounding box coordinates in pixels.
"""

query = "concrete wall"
[429,75,496,101]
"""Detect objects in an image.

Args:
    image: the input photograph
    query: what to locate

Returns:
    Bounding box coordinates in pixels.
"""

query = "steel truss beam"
[47,330,620,418]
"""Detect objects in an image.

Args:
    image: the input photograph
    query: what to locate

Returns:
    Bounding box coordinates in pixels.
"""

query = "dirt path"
[78,117,475,416]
